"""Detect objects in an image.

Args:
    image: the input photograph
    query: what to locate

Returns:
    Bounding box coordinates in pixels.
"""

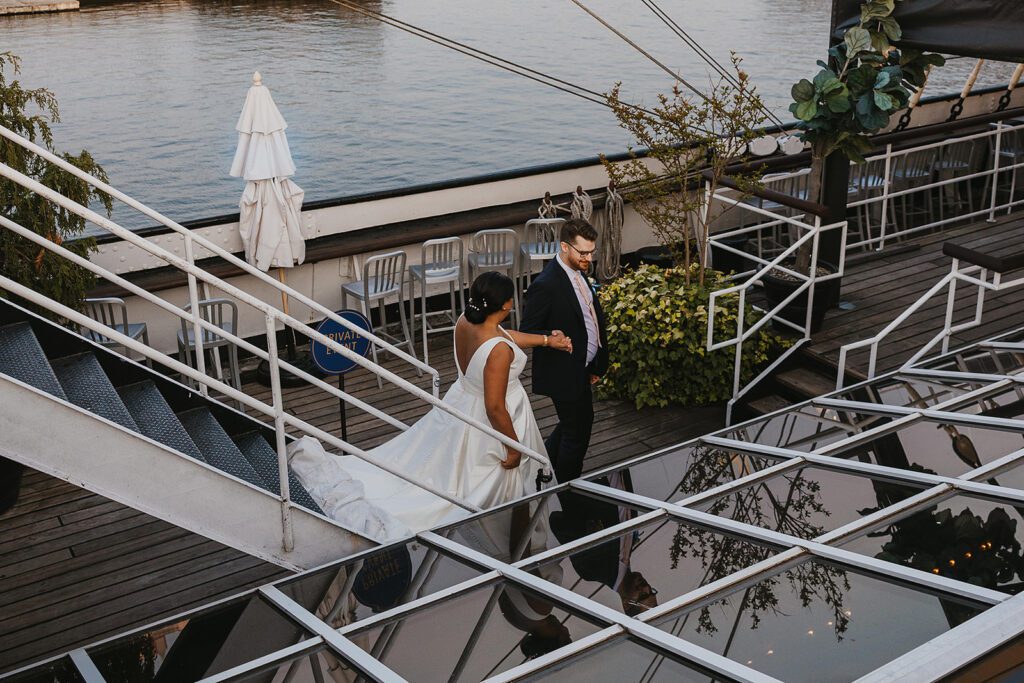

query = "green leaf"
[795,99,818,121]
[874,71,891,89]
[873,90,894,110]
[826,92,851,113]
[791,78,815,103]
[878,15,902,41]
[813,69,840,93]
[847,65,878,95]
[844,27,872,55]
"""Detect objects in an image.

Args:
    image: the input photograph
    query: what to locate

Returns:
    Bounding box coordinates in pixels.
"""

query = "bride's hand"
[501,448,522,470]
[549,330,573,353]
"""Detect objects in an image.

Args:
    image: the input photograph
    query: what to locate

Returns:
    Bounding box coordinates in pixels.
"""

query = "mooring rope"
[596,181,624,281]
[570,186,594,220]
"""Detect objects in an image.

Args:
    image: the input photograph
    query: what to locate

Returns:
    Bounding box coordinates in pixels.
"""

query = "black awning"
[831,0,1024,62]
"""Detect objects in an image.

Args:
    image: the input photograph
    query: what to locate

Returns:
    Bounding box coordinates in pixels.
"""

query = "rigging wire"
[637,0,789,130]
[323,0,660,117]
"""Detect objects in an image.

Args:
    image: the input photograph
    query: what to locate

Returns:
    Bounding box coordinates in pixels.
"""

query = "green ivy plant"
[596,264,790,408]
[0,51,112,316]
[788,0,944,270]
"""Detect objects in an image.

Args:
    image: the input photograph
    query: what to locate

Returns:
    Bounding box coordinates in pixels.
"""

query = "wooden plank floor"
[804,212,1024,376]
[0,332,723,674]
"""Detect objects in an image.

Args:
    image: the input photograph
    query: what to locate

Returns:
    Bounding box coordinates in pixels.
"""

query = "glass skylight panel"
[695,465,927,539]
[344,580,607,682]
[524,516,779,618]
[437,487,650,565]
[832,375,990,409]
[586,444,777,504]
[1,658,83,683]
[513,635,718,682]
[840,493,1024,594]
[276,538,484,630]
[83,593,308,681]
[230,644,368,683]
[951,384,1024,420]
[826,417,1024,477]
[651,558,988,683]
[919,345,1024,376]
[722,405,867,452]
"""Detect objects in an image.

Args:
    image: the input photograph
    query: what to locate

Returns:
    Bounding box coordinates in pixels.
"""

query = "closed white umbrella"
[231,71,306,271]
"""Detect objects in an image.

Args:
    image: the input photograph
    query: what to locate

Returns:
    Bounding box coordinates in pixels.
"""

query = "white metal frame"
[0,125,551,557]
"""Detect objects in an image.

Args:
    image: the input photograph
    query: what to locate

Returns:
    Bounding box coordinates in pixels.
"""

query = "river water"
[3,0,1018,230]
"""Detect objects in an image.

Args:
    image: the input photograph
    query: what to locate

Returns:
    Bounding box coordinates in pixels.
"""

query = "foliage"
[0,51,112,315]
[602,55,765,287]
[668,446,851,638]
[787,0,944,270]
[90,635,156,682]
[596,264,790,408]
[788,1,944,164]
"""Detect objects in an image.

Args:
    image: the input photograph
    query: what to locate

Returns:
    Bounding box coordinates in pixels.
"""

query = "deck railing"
[0,124,551,554]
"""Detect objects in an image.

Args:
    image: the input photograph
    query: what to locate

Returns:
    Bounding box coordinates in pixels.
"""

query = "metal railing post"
[266,315,295,553]
[182,233,208,395]
[941,259,960,355]
[878,144,893,250]
[803,217,822,341]
[989,124,1004,222]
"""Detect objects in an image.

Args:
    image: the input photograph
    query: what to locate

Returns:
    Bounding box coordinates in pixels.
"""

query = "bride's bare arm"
[504,329,573,353]
[483,343,522,470]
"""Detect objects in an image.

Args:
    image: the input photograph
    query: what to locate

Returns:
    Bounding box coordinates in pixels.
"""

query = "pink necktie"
[573,272,602,348]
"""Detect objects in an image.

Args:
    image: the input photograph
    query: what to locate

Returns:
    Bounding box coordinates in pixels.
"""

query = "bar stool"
[177,298,241,392]
[408,237,465,365]
[82,297,152,367]
[468,228,520,327]
[342,250,414,388]
[519,218,563,302]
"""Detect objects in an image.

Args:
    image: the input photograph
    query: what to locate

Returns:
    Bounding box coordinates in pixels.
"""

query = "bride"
[289,271,573,541]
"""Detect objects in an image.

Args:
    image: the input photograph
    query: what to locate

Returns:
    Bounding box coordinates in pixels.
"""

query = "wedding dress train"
[290,331,548,542]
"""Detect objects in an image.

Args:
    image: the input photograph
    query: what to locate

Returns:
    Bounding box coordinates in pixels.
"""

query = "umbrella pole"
[278,267,298,360]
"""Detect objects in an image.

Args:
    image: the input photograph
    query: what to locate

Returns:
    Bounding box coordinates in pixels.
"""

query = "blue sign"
[310,310,372,376]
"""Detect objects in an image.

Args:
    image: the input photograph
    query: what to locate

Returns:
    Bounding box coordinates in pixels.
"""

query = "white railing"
[846,120,1024,251]
[0,124,551,553]
[835,255,1024,389]
[705,182,847,424]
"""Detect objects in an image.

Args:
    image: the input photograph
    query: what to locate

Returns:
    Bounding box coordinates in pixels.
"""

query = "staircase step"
[0,322,67,400]
[746,394,793,416]
[117,381,205,462]
[51,353,139,431]
[235,432,324,515]
[177,408,268,490]
[775,366,837,401]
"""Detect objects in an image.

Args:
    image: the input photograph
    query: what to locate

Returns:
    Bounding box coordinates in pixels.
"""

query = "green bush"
[596,264,790,408]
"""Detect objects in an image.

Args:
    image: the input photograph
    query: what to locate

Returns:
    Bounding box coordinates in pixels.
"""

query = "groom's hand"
[550,330,573,353]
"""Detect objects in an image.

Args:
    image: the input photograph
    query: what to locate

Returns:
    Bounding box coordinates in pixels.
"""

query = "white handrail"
[0,160,548,469]
[0,124,441,393]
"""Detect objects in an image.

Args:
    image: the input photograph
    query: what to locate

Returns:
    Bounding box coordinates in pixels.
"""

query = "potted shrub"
[765,0,944,332]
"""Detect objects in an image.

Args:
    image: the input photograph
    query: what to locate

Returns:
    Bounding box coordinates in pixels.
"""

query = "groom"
[521,218,608,485]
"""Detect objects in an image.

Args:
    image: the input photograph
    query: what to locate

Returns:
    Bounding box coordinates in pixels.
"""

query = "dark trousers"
[546,388,595,485]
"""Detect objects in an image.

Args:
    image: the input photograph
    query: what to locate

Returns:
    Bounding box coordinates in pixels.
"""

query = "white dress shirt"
[557,254,599,365]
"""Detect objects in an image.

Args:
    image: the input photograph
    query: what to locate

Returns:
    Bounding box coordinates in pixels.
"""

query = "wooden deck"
[0,333,723,674]
[3,209,1021,674]
[806,211,1024,377]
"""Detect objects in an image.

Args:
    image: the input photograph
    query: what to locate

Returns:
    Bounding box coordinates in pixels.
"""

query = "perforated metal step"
[177,408,268,490]
[51,352,138,431]
[235,432,324,515]
[118,381,205,462]
[0,322,67,400]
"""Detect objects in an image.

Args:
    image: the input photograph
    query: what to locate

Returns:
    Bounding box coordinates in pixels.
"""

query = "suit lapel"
[551,258,586,325]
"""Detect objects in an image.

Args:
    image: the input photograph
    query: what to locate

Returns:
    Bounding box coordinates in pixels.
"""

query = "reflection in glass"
[591,444,775,504]
[921,343,1024,377]
[831,418,1024,478]
[722,406,874,452]
[519,636,714,682]
[832,375,988,409]
[231,645,364,683]
[843,494,1024,595]
[530,511,777,618]
[2,658,84,683]
[955,384,1024,422]
[278,539,482,631]
[86,595,307,681]
[655,559,987,682]
[346,580,605,682]
[698,465,925,539]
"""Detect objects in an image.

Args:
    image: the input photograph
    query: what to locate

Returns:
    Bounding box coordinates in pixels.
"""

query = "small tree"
[0,52,112,314]
[602,55,766,287]
[788,0,944,270]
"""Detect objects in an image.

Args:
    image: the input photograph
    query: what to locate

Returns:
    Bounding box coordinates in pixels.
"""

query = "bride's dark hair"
[465,271,514,324]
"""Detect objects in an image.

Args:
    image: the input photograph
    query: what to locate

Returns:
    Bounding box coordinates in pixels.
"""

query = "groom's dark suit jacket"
[520,258,609,402]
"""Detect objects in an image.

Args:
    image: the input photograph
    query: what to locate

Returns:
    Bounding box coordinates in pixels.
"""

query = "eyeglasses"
[563,242,598,258]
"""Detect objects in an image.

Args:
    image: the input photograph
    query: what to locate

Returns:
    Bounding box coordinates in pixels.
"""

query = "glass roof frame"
[12,340,1024,683]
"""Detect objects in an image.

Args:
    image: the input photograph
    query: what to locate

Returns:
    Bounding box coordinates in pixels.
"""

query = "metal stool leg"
[420,276,429,366]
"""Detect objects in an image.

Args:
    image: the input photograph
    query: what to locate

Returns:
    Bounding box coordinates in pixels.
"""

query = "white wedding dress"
[290,329,549,542]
